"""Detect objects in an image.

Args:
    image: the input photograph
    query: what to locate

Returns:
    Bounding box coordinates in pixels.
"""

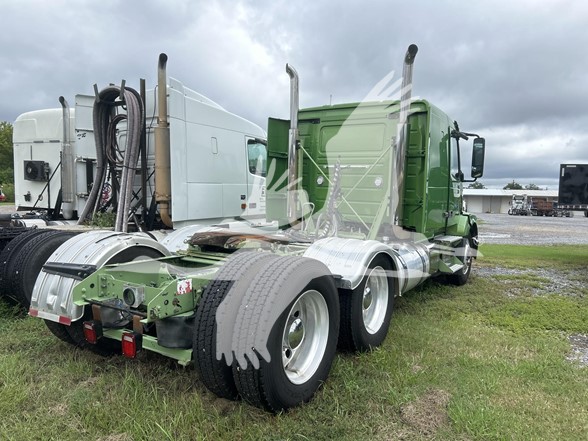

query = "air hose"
[77,86,144,232]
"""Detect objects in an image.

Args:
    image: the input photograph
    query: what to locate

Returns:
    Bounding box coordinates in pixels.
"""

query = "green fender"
[447,214,479,248]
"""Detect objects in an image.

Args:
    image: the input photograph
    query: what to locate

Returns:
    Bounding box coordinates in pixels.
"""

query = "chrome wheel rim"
[282,289,329,385]
[362,266,389,334]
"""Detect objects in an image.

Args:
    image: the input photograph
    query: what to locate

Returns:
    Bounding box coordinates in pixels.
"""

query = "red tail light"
[83,321,103,344]
[121,332,142,358]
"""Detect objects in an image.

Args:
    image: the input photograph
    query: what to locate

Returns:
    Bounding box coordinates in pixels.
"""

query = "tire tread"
[193,251,277,400]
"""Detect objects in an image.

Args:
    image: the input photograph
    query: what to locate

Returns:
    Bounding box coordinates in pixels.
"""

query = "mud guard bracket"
[42,262,98,280]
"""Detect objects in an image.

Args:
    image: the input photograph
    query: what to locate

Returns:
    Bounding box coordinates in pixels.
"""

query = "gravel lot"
[0,204,16,215]
[477,212,588,245]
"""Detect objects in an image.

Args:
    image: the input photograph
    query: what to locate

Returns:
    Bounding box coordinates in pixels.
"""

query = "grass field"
[0,244,587,440]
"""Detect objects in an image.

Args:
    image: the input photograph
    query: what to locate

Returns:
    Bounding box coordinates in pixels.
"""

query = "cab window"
[247,140,267,177]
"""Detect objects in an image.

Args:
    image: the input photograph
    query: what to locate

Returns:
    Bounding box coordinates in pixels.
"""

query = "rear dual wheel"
[231,256,339,412]
[193,251,278,400]
[0,229,51,304]
[12,231,79,307]
[338,254,394,352]
[194,254,339,412]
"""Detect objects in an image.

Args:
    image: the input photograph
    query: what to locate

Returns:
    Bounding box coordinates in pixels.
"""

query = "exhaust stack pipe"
[286,64,299,223]
[391,44,418,228]
[155,53,173,228]
[59,96,74,220]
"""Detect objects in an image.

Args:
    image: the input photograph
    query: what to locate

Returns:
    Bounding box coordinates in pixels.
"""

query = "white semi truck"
[0,54,269,307]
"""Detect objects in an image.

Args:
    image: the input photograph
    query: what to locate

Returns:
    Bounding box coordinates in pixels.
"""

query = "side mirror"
[471,137,485,179]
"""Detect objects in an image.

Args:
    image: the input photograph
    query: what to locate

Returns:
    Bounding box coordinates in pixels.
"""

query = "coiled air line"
[77,85,144,232]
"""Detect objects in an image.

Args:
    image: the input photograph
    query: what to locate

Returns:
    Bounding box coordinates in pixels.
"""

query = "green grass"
[1,245,587,440]
[479,243,588,269]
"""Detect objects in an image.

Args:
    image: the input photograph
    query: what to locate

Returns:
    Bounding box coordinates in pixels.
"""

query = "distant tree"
[0,121,14,186]
[467,182,486,189]
[524,183,542,190]
[503,180,523,190]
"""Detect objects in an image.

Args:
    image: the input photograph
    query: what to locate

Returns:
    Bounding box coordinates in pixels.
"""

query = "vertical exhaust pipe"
[59,96,74,220]
[286,64,299,223]
[155,53,173,228]
[391,44,418,228]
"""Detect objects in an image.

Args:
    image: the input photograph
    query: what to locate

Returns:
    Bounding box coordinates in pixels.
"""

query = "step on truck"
[557,164,588,217]
[0,54,269,307]
[29,44,486,412]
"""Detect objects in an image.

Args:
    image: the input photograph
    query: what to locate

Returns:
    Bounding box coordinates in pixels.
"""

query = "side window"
[247,140,267,177]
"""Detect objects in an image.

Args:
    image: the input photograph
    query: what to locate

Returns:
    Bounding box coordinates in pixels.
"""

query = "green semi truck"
[29,45,485,412]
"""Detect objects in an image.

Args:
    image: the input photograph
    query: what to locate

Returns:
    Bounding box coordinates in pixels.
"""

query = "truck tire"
[232,256,339,413]
[63,246,165,356]
[447,238,473,286]
[44,319,76,344]
[11,231,79,307]
[338,254,394,352]
[0,229,51,303]
[0,227,31,254]
[193,251,278,400]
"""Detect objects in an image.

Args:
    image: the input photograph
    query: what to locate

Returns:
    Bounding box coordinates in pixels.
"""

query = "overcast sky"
[1,0,587,188]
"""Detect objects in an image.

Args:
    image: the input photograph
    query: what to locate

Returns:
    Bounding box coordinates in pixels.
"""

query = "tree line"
[0,121,14,202]
[467,181,546,190]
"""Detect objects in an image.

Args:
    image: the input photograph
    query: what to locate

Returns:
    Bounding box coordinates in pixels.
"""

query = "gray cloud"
[1,0,587,188]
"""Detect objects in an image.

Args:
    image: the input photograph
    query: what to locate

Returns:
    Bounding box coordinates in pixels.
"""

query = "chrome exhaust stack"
[286,64,299,224]
[390,44,418,228]
[59,96,74,220]
[155,53,173,228]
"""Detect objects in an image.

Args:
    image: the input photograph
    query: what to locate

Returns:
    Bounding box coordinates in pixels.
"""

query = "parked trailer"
[530,197,554,216]
[529,197,571,217]
[0,54,270,309]
[557,164,588,217]
[29,45,486,412]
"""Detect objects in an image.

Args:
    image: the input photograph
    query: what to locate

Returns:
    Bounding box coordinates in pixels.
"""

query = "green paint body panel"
[446,212,476,238]
[266,117,290,224]
[267,99,474,239]
[103,328,192,365]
